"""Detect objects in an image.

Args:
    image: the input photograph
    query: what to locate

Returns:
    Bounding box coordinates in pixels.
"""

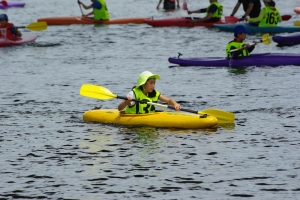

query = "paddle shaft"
[78,1,84,16]
[117,95,199,114]
[230,41,261,52]
[230,34,269,53]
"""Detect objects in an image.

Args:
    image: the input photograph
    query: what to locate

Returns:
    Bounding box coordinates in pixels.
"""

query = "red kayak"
[144,17,228,27]
[0,34,37,47]
[37,16,148,25]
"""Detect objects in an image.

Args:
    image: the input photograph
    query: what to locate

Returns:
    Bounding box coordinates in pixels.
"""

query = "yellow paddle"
[16,22,47,31]
[230,33,271,53]
[80,84,235,123]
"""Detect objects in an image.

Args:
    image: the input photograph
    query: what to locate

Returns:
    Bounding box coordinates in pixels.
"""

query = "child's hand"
[174,103,181,111]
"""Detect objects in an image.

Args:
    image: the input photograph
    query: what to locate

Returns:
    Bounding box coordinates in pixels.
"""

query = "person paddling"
[0,14,22,39]
[187,0,223,23]
[156,0,180,11]
[248,0,281,27]
[118,71,181,114]
[226,25,258,58]
[230,0,261,22]
[77,0,109,20]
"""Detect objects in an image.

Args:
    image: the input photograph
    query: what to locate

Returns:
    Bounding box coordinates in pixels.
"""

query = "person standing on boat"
[0,14,22,39]
[248,0,281,27]
[157,0,180,11]
[187,0,223,23]
[230,0,261,22]
[77,0,109,20]
[226,25,258,58]
[118,71,181,114]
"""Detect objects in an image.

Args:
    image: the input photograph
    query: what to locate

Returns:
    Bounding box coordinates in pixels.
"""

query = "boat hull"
[144,17,227,27]
[0,34,37,47]
[168,53,300,67]
[0,1,25,9]
[272,32,300,46]
[37,16,148,25]
[83,109,218,129]
[214,23,300,34]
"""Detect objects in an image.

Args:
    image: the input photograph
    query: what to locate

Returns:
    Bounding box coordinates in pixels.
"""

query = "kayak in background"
[144,17,228,28]
[83,109,218,129]
[0,1,25,9]
[214,23,300,34]
[37,16,148,25]
[0,34,37,47]
[272,32,300,46]
[168,53,300,67]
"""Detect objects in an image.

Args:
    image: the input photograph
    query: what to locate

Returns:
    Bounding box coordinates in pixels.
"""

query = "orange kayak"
[37,16,148,25]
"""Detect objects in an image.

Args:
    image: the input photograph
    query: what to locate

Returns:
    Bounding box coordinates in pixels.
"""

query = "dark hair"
[270,1,275,7]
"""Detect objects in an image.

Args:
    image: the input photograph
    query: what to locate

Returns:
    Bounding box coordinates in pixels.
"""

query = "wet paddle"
[80,84,235,123]
[230,33,270,53]
[11,22,47,31]
[0,0,8,7]
[182,2,195,21]
[225,15,292,23]
[182,1,187,11]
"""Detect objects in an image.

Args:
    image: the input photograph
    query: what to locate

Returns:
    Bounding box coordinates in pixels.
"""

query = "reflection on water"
[227,67,248,75]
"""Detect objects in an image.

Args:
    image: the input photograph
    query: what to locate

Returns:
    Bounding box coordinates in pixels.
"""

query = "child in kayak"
[226,25,258,58]
[187,0,223,23]
[248,0,282,27]
[77,0,109,20]
[156,0,180,10]
[0,14,22,39]
[118,71,181,114]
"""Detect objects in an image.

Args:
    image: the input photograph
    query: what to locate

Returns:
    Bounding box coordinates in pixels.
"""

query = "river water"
[1,0,299,199]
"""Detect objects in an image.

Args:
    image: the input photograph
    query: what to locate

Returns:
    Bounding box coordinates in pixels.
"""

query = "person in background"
[0,14,22,39]
[157,0,180,11]
[230,0,261,22]
[78,0,109,20]
[248,0,281,27]
[187,0,223,23]
[226,25,258,58]
[118,71,181,114]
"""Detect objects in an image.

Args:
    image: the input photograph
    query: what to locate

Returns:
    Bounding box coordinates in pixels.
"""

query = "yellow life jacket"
[125,87,161,114]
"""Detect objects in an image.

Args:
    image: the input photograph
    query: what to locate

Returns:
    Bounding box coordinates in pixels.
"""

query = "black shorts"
[163,1,175,10]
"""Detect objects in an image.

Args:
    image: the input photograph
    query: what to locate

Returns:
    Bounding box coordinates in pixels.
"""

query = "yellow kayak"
[83,109,218,129]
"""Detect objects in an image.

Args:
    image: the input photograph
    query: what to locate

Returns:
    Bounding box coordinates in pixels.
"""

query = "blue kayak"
[168,53,300,67]
[272,32,300,46]
[214,23,300,34]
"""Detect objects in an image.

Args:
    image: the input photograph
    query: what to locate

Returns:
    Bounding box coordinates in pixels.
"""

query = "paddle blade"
[80,84,117,100]
[198,108,235,123]
[261,33,271,45]
[294,21,300,26]
[281,15,291,21]
[1,0,8,6]
[182,1,187,10]
[26,22,48,31]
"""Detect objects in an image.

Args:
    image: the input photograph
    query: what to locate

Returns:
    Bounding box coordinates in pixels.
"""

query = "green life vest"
[125,87,161,114]
[93,0,109,20]
[259,6,280,27]
[207,2,223,19]
[226,41,249,57]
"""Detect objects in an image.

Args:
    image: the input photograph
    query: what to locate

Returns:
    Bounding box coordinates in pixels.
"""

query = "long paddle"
[0,0,8,7]
[13,22,47,31]
[80,84,235,123]
[225,15,292,23]
[230,33,270,53]
[182,1,194,21]
[77,0,84,16]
